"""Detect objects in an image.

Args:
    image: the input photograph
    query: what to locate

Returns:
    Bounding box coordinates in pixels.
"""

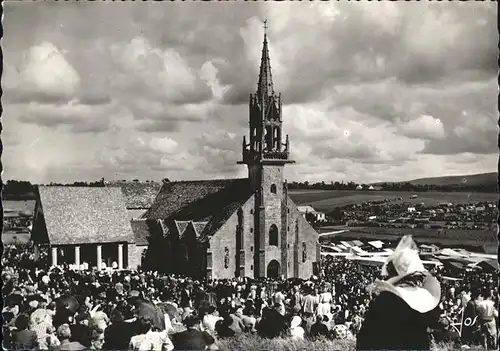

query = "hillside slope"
[374,172,497,187]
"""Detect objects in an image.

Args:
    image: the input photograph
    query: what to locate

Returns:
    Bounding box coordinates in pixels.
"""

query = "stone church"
[142,31,320,280]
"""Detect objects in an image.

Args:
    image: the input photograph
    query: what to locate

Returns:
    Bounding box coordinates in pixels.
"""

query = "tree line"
[2,177,496,200]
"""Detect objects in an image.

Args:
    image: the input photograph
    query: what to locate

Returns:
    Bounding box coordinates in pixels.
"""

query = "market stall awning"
[439,248,469,258]
[476,259,499,272]
[368,240,384,249]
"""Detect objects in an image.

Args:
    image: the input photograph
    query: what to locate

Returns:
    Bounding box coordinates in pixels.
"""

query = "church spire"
[238,20,294,172]
[256,19,274,101]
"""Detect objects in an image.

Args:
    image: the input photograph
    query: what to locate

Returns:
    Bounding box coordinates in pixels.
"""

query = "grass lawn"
[215,334,478,351]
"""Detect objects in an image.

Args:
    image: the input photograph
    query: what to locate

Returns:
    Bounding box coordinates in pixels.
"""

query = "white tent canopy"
[368,240,384,249]
[440,248,469,258]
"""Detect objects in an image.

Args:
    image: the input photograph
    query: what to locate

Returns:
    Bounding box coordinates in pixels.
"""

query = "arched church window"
[224,247,230,269]
[302,242,307,263]
[269,224,278,246]
[270,184,277,194]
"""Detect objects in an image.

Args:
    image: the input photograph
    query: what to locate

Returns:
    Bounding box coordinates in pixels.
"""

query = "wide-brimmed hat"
[372,235,441,313]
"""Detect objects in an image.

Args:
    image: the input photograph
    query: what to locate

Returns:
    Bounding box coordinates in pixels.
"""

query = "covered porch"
[50,242,128,270]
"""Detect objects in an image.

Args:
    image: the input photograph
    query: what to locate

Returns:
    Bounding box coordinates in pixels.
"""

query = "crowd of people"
[2,239,498,351]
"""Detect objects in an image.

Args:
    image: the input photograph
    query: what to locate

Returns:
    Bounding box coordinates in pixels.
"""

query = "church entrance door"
[267,260,281,279]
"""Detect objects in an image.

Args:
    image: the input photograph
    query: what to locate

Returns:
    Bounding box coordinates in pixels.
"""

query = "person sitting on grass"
[289,316,305,340]
[215,318,235,339]
[171,315,218,351]
[310,315,330,340]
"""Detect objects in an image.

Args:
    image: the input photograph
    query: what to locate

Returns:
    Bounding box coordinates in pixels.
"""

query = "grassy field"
[3,199,36,214]
[2,233,32,245]
[215,334,475,351]
[289,190,497,213]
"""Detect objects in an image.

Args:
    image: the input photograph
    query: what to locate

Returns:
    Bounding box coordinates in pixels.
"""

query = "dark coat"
[70,324,91,347]
[11,329,38,350]
[103,321,137,350]
[172,329,215,351]
[256,309,288,338]
[180,290,191,308]
[310,321,330,339]
[356,291,440,351]
[461,300,480,344]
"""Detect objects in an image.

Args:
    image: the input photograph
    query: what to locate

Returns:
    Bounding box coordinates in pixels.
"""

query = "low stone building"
[31,186,141,270]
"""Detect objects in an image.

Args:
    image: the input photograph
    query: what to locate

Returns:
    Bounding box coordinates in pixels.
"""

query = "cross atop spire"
[256,19,274,101]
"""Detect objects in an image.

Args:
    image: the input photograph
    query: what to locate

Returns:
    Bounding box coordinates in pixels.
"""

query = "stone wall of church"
[207,173,319,280]
[127,243,146,270]
[209,195,256,279]
[261,165,286,277]
[285,197,320,279]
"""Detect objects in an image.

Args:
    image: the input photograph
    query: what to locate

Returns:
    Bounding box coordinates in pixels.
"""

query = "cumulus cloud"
[98,135,196,177]
[188,131,245,178]
[110,37,213,105]
[149,137,179,154]
[4,42,80,104]
[2,1,497,183]
[397,114,445,140]
[421,110,498,155]
[17,100,116,133]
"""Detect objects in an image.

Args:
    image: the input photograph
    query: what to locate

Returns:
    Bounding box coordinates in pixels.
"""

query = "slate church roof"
[107,181,162,209]
[143,178,253,241]
[34,186,135,245]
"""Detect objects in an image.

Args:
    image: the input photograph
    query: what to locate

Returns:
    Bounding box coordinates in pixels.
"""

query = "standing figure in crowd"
[357,235,442,351]
[476,289,499,350]
[317,282,334,321]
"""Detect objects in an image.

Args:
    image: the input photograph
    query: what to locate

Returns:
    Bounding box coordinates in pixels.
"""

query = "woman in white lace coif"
[316,283,334,320]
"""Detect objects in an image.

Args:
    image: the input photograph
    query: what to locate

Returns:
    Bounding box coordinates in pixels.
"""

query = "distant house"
[297,205,326,222]
[32,186,139,270]
[356,185,363,190]
[407,207,416,213]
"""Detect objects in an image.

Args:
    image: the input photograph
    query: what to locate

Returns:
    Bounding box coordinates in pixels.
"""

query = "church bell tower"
[238,22,295,278]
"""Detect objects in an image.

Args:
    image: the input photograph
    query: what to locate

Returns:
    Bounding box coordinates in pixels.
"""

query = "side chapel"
[142,28,320,280]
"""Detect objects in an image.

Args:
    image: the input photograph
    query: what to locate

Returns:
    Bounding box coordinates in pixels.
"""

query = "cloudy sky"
[3,1,498,184]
